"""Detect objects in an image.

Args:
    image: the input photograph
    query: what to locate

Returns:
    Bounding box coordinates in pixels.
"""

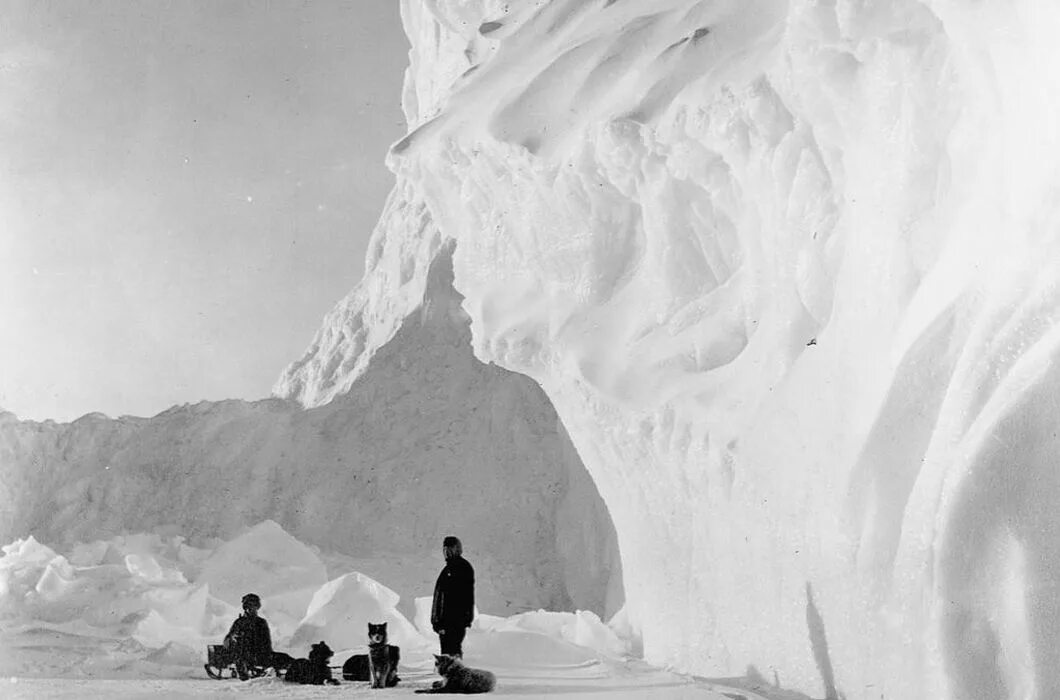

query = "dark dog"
[342,653,370,682]
[285,641,340,685]
[342,622,400,687]
[271,651,294,674]
[368,622,400,688]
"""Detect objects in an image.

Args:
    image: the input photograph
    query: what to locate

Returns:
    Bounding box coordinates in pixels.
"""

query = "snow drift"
[279,1,1060,698]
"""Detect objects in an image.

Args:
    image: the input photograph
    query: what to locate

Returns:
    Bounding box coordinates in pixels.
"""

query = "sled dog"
[284,641,339,685]
[415,654,495,694]
[342,622,401,686]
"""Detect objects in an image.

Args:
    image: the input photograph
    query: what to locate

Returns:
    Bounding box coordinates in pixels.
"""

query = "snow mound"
[0,532,223,636]
[0,528,636,685]
[193,520,327,640]
[1,537,61,603]
[468,628,599,669]
[194,520,327,607]
[470,609,629,667]
[132,585,217,650]
[413,594,631,668]
[288,571,426,653]
[412,595,435,638]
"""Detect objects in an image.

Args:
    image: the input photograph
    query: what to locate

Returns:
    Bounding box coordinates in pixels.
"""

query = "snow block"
[289,571,426,653]
[194,520,327,608]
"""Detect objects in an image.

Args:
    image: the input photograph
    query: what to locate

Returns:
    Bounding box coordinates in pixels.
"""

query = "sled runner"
[203,644,271,680]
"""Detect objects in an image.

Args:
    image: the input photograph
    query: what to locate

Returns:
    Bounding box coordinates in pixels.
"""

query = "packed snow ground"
[0,523,799,699]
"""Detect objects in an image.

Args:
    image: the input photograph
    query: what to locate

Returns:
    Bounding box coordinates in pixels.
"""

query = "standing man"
[430,535,475,658]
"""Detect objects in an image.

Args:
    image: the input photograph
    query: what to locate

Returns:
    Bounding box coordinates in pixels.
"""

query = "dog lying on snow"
[284,641,339,685]
[415,654,495,694]
[268,650,294,675]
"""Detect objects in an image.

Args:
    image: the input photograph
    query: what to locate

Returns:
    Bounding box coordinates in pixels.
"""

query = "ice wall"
[0,244,623,620]
[281,0,1060,697]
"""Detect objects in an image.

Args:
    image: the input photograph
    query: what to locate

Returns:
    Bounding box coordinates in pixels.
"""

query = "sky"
[0,0,410,422]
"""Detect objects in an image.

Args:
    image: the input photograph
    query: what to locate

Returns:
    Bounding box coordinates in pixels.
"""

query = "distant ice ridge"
[1,243,622,621]
[0,523,632,679]
[278,1,1060,698]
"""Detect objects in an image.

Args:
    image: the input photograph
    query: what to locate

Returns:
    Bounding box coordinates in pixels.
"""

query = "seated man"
[224,593,273,680]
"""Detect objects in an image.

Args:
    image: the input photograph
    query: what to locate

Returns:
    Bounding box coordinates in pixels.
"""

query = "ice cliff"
[278,1,1060,698]
[0,244,622,621]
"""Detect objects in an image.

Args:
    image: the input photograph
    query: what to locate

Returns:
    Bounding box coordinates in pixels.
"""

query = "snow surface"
[0,526,783,699]
[277,1,1060,698]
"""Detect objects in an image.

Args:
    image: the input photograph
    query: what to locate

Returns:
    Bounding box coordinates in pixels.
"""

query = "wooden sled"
[203,644,271,680]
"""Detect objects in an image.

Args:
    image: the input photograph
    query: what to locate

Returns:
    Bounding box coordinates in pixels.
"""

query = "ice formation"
[0,532,238,663]
[0,527,630,685]
[277,1,1060,698]
[0,245,622,621]
[288,570,426,652]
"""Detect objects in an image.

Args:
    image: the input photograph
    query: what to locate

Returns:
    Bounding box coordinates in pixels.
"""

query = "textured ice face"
[343,1,1060,698]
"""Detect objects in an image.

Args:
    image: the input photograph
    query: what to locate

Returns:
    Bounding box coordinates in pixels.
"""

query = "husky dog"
[270,651,294,674]
[415,654,495,694]
[368,622,401,688]
[341,622,401,686]
[342,652,370,682]
[284,641,340,685]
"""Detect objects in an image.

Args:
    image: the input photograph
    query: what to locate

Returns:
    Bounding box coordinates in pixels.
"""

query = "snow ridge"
[1,244,622,621]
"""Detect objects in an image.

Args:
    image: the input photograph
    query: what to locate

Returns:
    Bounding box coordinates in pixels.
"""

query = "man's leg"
[439,627,455,656]
[442,626,467,658]
[439,628,451,656]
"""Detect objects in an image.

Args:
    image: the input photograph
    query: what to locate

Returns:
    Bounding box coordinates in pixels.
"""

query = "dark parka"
[224,613,273,664]
[430,555,475,631]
